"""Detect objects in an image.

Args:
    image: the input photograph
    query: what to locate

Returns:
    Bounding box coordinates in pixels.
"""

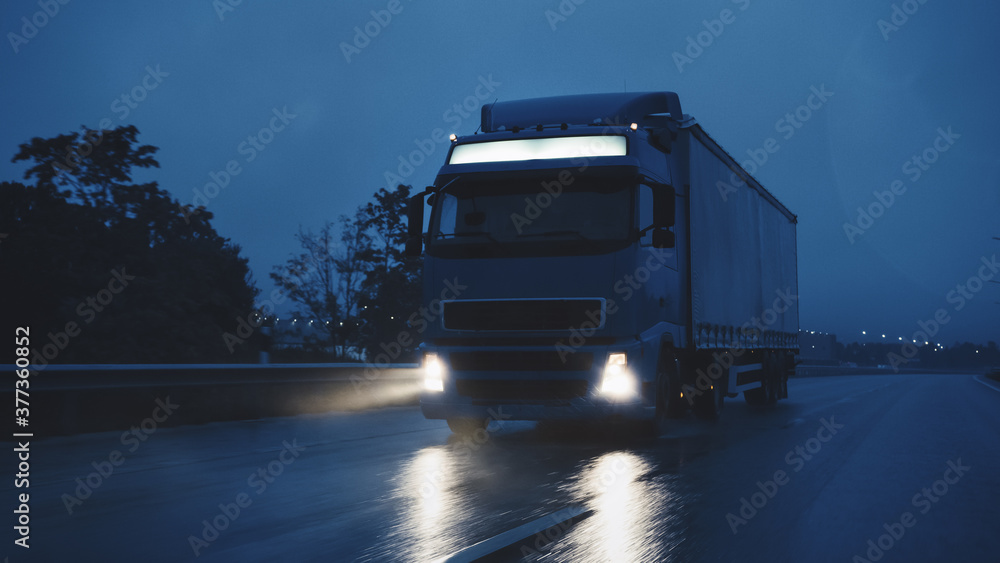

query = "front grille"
[450,350,593,371]
[455,379,590,401]
[442,299,603,331]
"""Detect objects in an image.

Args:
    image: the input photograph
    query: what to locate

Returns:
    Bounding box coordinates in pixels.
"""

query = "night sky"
[2,0,997,345]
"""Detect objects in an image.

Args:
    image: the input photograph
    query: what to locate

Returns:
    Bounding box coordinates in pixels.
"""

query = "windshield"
[428,177,633,256]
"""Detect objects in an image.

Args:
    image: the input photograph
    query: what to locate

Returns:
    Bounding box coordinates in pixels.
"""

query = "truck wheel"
[446,418,489,435]
[644,348,684,436]
[658,350,686,418]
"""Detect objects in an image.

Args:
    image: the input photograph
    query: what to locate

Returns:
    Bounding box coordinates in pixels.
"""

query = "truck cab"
[406,92,798,434]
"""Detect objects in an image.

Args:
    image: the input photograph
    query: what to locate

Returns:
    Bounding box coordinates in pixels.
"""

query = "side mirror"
[405,188,432,257]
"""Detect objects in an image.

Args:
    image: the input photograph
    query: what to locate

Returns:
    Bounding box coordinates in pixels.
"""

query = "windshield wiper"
[517,230,591,241]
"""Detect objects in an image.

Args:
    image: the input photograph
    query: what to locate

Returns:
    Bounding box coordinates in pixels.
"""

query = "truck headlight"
[600,352,636,399]
[423,353,445,392]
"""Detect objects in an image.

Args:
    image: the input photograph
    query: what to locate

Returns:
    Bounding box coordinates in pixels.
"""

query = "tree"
[269,184,423,363]
[356,184,422,362]
[270,216,370,359]
[1,125,260,363]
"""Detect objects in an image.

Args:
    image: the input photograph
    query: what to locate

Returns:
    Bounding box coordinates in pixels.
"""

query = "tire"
[645,347,685,435]
[446,417,489,435]
[743,384,770,405]
[659,350,687,418]
[744,352,778,406]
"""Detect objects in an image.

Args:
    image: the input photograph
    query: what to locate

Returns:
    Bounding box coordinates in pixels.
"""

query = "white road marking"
[973,374,1000,394]
[434,505,591,563]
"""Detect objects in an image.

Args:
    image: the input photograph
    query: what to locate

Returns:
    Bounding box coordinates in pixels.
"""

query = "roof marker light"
[630,123,638,131]
[449,134,457,142]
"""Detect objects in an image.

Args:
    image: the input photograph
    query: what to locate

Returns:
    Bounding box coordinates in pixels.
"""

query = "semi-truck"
[405,92,798,434]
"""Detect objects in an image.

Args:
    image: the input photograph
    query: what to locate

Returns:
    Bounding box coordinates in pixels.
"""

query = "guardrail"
[2,363,420,437]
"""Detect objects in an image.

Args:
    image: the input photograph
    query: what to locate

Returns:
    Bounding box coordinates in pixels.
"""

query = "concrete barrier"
[2,364,420,437]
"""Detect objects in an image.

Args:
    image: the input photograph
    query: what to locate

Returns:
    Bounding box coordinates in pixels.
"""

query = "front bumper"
[421,396,654,422]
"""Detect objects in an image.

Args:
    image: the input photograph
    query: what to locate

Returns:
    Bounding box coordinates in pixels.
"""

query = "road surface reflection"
[368,424,695,562]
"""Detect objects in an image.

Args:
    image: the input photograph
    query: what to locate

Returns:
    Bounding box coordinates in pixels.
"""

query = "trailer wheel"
[743,384,769,405]
[744,352,778,406]
[446,418,489,435]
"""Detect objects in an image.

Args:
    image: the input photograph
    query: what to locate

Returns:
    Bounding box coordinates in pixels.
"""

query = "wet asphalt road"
[7,373,1000,562]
